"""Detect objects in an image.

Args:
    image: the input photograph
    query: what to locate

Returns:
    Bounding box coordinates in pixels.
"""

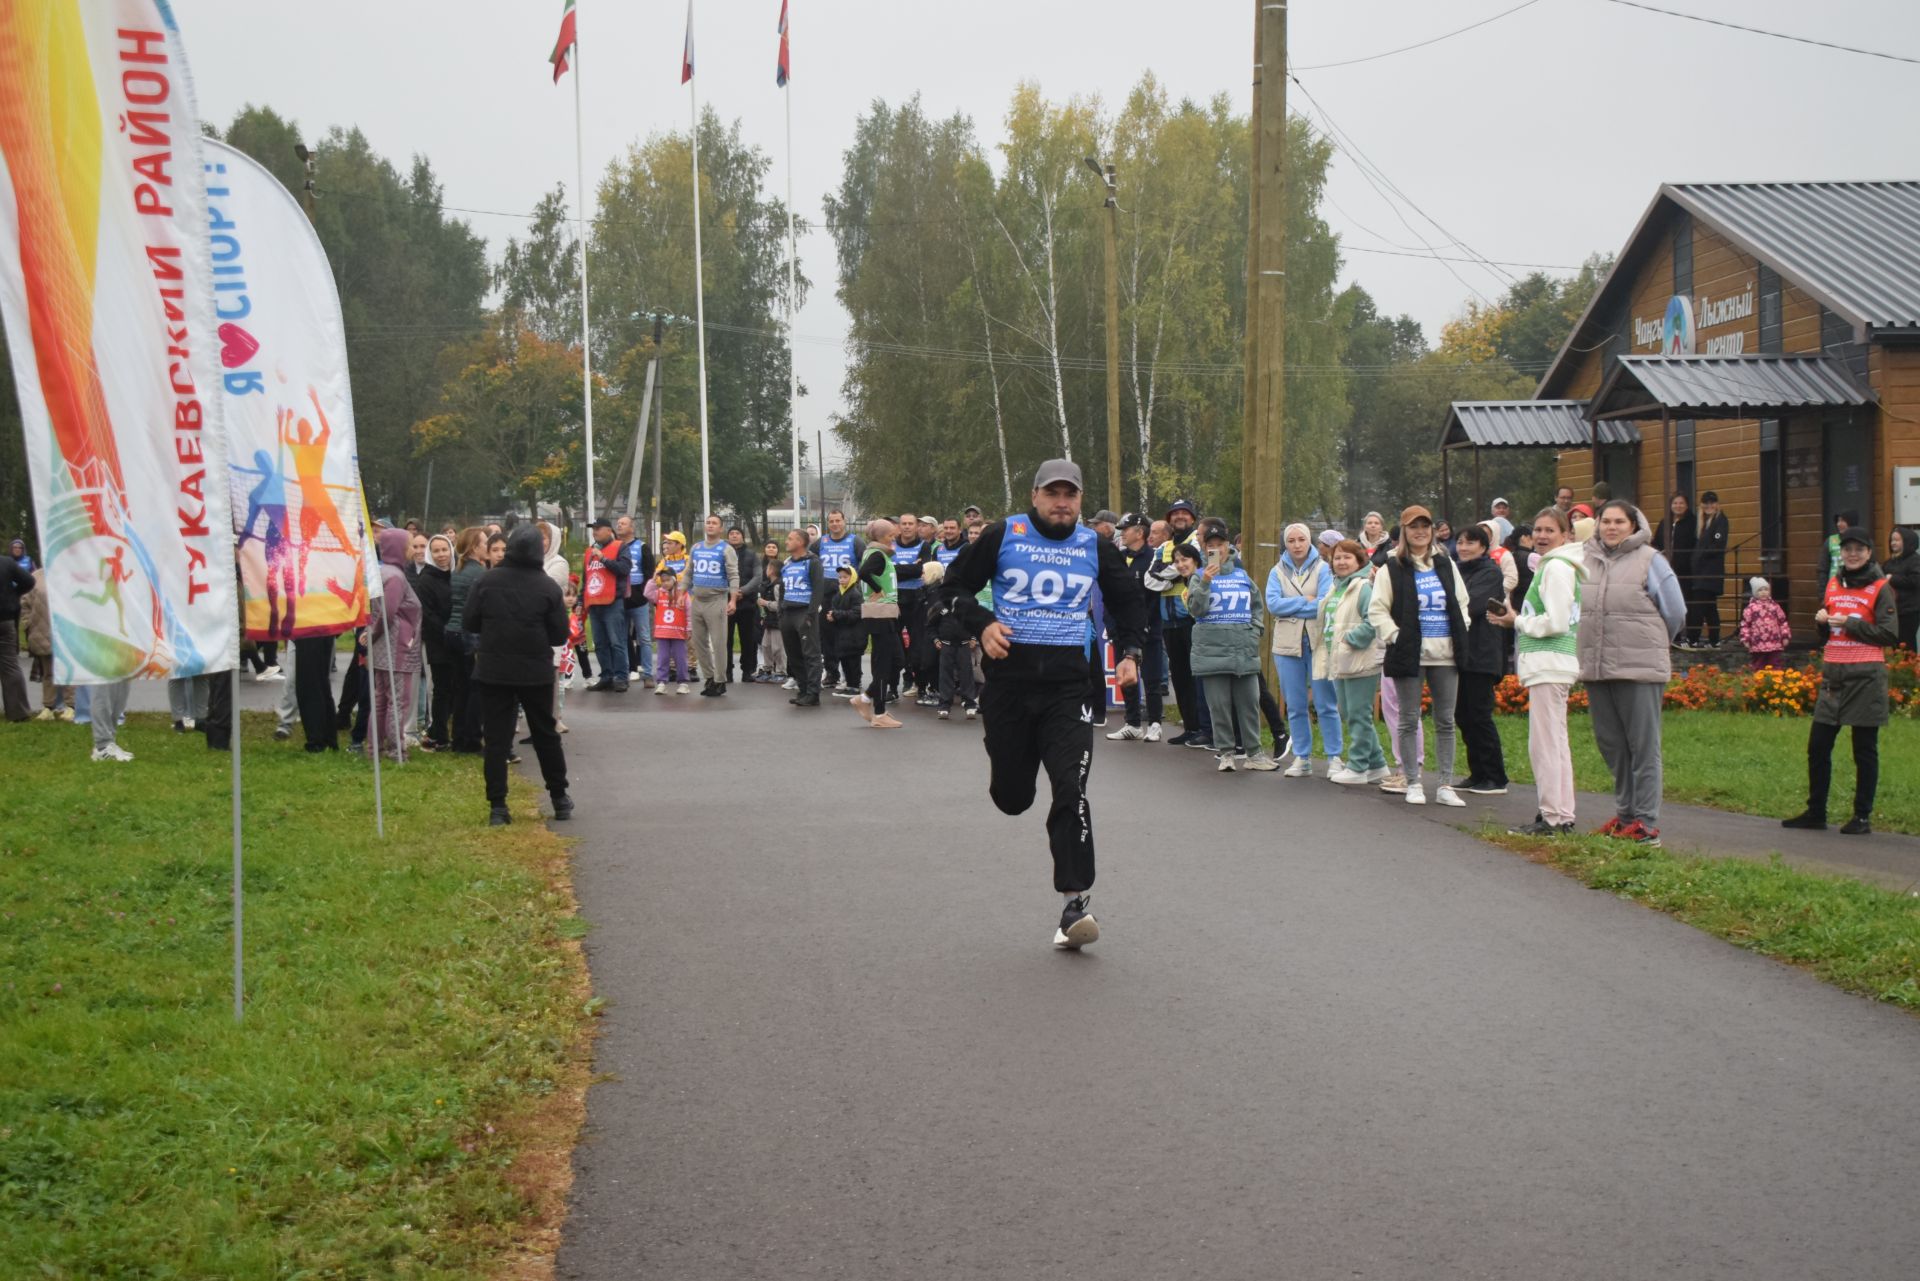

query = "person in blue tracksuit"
[1265,523,1342,777]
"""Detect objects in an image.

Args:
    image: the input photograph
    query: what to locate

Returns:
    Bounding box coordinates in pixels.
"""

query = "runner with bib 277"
[935,459,1148,950]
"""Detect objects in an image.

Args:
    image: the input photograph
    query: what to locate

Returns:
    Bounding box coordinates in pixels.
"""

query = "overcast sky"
[186,0,1920,467]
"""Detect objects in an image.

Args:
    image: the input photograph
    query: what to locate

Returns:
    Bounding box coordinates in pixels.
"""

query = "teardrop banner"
[0,0,238,682]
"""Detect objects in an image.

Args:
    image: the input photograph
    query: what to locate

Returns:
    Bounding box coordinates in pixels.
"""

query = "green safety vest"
[867,549,898,606]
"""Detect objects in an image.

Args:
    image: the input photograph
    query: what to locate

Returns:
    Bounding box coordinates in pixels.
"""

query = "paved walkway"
[548,682,1920,1280]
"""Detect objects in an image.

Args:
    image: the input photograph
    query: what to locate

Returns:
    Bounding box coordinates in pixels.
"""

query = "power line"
[1292,0,1546,70]
[1598,0,1920,66]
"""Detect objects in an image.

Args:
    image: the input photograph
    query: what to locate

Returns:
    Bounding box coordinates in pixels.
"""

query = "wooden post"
[1239,0,1262,537]
[1245,0,1287,598]
[1441,446,1452,526]
[1472,445,1483,519]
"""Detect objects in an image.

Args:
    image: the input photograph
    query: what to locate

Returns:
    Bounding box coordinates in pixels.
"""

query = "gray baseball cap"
[1092,509,1120,526]
[1032,458,1083,491]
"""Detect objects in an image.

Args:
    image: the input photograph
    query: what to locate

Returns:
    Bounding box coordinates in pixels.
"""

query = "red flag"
[776,0,790,87]
[681,0,695,83]
[550,0,577,83]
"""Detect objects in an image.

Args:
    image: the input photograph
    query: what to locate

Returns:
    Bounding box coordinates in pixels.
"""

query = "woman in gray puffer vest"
[1578,500,1685,845]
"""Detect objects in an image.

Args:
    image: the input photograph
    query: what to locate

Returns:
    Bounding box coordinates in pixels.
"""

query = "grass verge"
[0,712,593,1279]
[1493,711,1920,836]
[1483,823,1920,1010]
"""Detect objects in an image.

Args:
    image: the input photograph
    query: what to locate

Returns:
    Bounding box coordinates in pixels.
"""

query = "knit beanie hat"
[1748,576,1770,597]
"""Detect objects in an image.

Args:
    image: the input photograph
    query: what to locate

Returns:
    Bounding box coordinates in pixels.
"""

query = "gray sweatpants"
[1587,679,1665,825]
[167,675,209,724]
[90,679,131,750]
[688,590,730,681]
[1391,664,1459,788]
[277,644,300,731]
[1202,673,1265,759]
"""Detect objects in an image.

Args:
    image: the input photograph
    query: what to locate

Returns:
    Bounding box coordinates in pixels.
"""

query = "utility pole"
[650,316,665,550]
[1243,0,1287,598]
[1087,156,1123,515]
[1238,8,1261,543]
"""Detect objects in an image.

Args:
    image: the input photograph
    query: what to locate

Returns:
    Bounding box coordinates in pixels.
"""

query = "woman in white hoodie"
[1489,507,1583,835]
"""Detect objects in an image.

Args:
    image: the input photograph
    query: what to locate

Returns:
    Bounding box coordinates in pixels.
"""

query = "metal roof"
[1440,400,1639,450]
[1589,354,1872,421]
[1667,181,1920,333]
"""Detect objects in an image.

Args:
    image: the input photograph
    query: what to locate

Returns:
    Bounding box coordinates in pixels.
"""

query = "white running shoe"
[1435,786,1466,808]
[254,666,284,681]
[629,670,642,680]
[782,677,799,691]
[1405,785,1427,805]
[1242,754,1280,771]
[676,682,690,695]
[1217,753,1238,772]
[91,743,134,763]
[653,684,667,696]
[1327,755,1345,776]
[964,705,978,720]
[1144,721,1162,742]
[1328,766,1370,786]
[1106,723,1144,741]
[1364,766,1389,784]
[1283,757,1312,778]
[1054,896,1099,949]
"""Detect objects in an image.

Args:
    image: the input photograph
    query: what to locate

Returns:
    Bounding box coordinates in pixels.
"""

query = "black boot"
[488,805,511,827]
[1781,810,1827,830]
[796,693,820,707]
[551,793,575,821]
[1839,816,1872,835]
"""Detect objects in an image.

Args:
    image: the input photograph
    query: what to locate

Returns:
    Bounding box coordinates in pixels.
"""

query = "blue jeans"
[626,601,653,678]
[589,603,629,684]
[1275,651,1341,758]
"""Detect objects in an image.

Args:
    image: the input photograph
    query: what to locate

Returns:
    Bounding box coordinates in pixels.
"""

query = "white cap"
[1491,496,1510,509]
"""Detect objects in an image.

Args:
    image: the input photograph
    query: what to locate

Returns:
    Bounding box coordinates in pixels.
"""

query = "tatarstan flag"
[550,0,577,83]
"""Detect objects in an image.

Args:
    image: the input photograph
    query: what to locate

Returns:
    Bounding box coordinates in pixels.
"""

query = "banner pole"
[689,19,712,520]
[783,10,801,527]
[575,16,596,522]
[230,663,244,1021]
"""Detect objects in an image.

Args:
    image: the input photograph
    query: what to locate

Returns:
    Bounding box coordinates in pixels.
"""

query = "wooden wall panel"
[1689,226,1759,356]
[1874,345,1920,537]
[1784,418,1826,633]
[1781,285,1822,353]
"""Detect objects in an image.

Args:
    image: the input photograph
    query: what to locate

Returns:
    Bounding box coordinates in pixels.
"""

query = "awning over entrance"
[1588,354,1872,421]
[1439,400,1640,450]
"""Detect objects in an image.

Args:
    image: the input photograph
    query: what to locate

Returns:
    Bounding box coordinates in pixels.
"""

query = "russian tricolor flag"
[776,0,790,87]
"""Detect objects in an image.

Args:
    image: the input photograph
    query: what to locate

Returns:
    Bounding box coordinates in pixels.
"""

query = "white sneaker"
[1283,757,1312,778]
[653,684,667,696]
[1327,755,1345,776]
[182,717,196,731]
[33,707,53,722]
[91,743,134,763]
[1434,786,1466,808]
[1144,721,1162,742]
[676,682,690,695]
[254,666,284,681]
[1106,723,1144,741]
[1405,784,1427,805]
[629,670,642,680]
[1364,766,1389,784]
[782,677,799,691]
[1242,754,1280,771]
[1216,753,1238,772]
[1328,766,1370,786]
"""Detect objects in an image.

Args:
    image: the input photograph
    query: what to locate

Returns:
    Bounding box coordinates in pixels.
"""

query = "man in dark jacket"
[935,460,1146,950]
[583,517,632,692]
[1451,523,1509,795]
[465,524,572,826]
[726,526,761,684]
[1107,512,1165,741]
[2,548,37,722]
[1687,491,1730,648]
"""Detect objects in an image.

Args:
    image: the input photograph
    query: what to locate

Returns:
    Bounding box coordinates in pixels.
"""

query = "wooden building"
[1444,181,1920,637]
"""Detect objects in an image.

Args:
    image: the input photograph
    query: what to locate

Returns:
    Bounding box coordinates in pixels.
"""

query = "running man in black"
[936,459,1146,948]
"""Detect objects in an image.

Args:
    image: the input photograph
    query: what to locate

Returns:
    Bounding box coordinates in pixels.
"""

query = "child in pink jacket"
[1740,576,1791,669]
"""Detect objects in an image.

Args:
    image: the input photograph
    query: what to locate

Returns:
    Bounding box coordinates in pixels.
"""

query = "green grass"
[0,714,589,1279]
[1492,711,1920,837]
[1487,826,1920,1009]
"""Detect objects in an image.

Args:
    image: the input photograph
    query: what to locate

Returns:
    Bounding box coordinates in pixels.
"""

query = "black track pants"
[981,672,1096,894]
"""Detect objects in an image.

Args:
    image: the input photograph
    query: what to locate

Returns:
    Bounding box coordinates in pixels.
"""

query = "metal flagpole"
[688,2,713,519]
[782,2,801,527]
[230,662,244,1021]
[575,10,597,521]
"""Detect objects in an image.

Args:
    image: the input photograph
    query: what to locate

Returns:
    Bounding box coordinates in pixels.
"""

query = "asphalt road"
[542,679,1920,1279]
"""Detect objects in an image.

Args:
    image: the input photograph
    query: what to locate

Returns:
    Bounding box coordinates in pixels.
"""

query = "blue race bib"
[992,518,1099,647]
[894,541,923,589]
[691,543,727,589]
[780,558,813,605]
[934,541,963,566]
[1198,567,1254,626]
[1415,566,1449,639]
[817,534,857,575]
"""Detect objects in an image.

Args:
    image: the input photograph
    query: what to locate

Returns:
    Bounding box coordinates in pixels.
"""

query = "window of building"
[1821,306,1869,381]
[1758,419,1786,579]
[1672,213,1693,297]
[1758,264,1782,353]
[1675,419,1695,501]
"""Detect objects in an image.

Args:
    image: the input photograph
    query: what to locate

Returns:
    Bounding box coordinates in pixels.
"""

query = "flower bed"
[1491,648,1919,718]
